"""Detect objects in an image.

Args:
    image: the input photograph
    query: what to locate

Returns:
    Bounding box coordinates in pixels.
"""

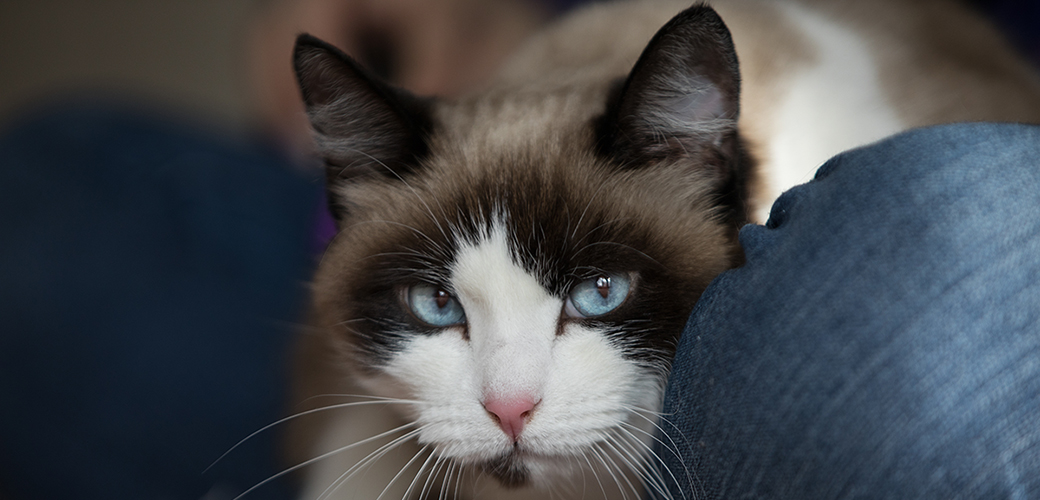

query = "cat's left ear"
[598,5,745,176]
[293,34,434,220]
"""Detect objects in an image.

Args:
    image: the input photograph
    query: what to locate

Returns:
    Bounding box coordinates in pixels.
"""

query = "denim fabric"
[0,102,318,500]
[657,123,1040,499]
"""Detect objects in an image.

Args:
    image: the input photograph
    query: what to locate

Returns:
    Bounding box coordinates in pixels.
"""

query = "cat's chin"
[480,448,531,488]
[476,447,584,490]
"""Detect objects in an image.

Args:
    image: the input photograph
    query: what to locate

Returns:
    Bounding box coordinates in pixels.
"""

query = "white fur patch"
[451,224,560,401]
[759,2,905,222]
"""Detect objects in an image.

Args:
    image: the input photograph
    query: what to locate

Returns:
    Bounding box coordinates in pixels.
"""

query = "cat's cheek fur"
[378,324,661,485]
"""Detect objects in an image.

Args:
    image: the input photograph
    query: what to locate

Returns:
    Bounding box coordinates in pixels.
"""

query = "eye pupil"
[596,276,611,299]
[565,272,631,318]
[406,284,466,327]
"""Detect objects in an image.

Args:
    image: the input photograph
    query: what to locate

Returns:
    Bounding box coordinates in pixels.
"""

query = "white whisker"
[324,218,452,271]
[576,216,638,245]
[572,240,664,268]
[570,179,614,241]
[589,442,633,500]
[417,452,446,500]
[617,424,690,500]
[620,408,696,486]
[207,398,421,473]
[580,447,610,500]
[453,459,465,500]
[438,459,456,500]
[235,423,418,500]
[401,447,439,500]
[573,453,589,499]
[605,430,673,500]
[620,406,692,462]
[346,148,452,248]
[315,429,425,500]
[373,444,431,500]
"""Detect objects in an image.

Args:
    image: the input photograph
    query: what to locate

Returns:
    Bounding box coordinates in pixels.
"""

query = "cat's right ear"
[293,34,434,220]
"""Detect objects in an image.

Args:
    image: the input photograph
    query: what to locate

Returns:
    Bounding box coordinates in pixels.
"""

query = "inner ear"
[597,5,741,165]
[293,34,434,220]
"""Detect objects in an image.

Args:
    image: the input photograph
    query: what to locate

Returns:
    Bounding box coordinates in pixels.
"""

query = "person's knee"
[659,121,1040,498]
[815,123,1040,211]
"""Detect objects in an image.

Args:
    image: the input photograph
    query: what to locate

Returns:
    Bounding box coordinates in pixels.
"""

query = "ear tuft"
[293,34,434,220]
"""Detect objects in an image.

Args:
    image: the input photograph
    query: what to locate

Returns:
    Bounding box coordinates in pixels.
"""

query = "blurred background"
[0,1,1037,499]
[0,1,260,139]
[0,0,552,152]
[1,0,1037,148]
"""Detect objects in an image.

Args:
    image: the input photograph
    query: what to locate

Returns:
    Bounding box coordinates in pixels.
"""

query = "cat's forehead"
[430,83,613,158]
[333,152,732,300]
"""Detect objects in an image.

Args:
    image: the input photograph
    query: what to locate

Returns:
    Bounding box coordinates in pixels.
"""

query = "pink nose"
[483,397,538,442]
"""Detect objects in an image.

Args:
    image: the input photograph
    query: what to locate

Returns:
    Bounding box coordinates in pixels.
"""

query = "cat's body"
[286,1,1040,499]
[495,0,1040,221]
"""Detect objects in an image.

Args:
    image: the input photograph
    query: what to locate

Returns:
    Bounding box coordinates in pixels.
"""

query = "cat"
[283,1,1040,499]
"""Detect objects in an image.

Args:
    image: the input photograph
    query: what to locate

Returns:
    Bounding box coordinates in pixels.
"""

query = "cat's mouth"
[480,448,531,488]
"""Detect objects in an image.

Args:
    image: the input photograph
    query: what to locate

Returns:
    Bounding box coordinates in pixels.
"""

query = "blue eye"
[565,272,631,318]
[406,284,466,327]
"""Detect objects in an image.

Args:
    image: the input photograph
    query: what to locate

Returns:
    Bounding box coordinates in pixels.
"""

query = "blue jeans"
[657,123,1040,499]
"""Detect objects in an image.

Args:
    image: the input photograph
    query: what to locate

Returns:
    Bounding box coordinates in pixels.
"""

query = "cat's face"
[296,5,750,491]
[310,143,735,488]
